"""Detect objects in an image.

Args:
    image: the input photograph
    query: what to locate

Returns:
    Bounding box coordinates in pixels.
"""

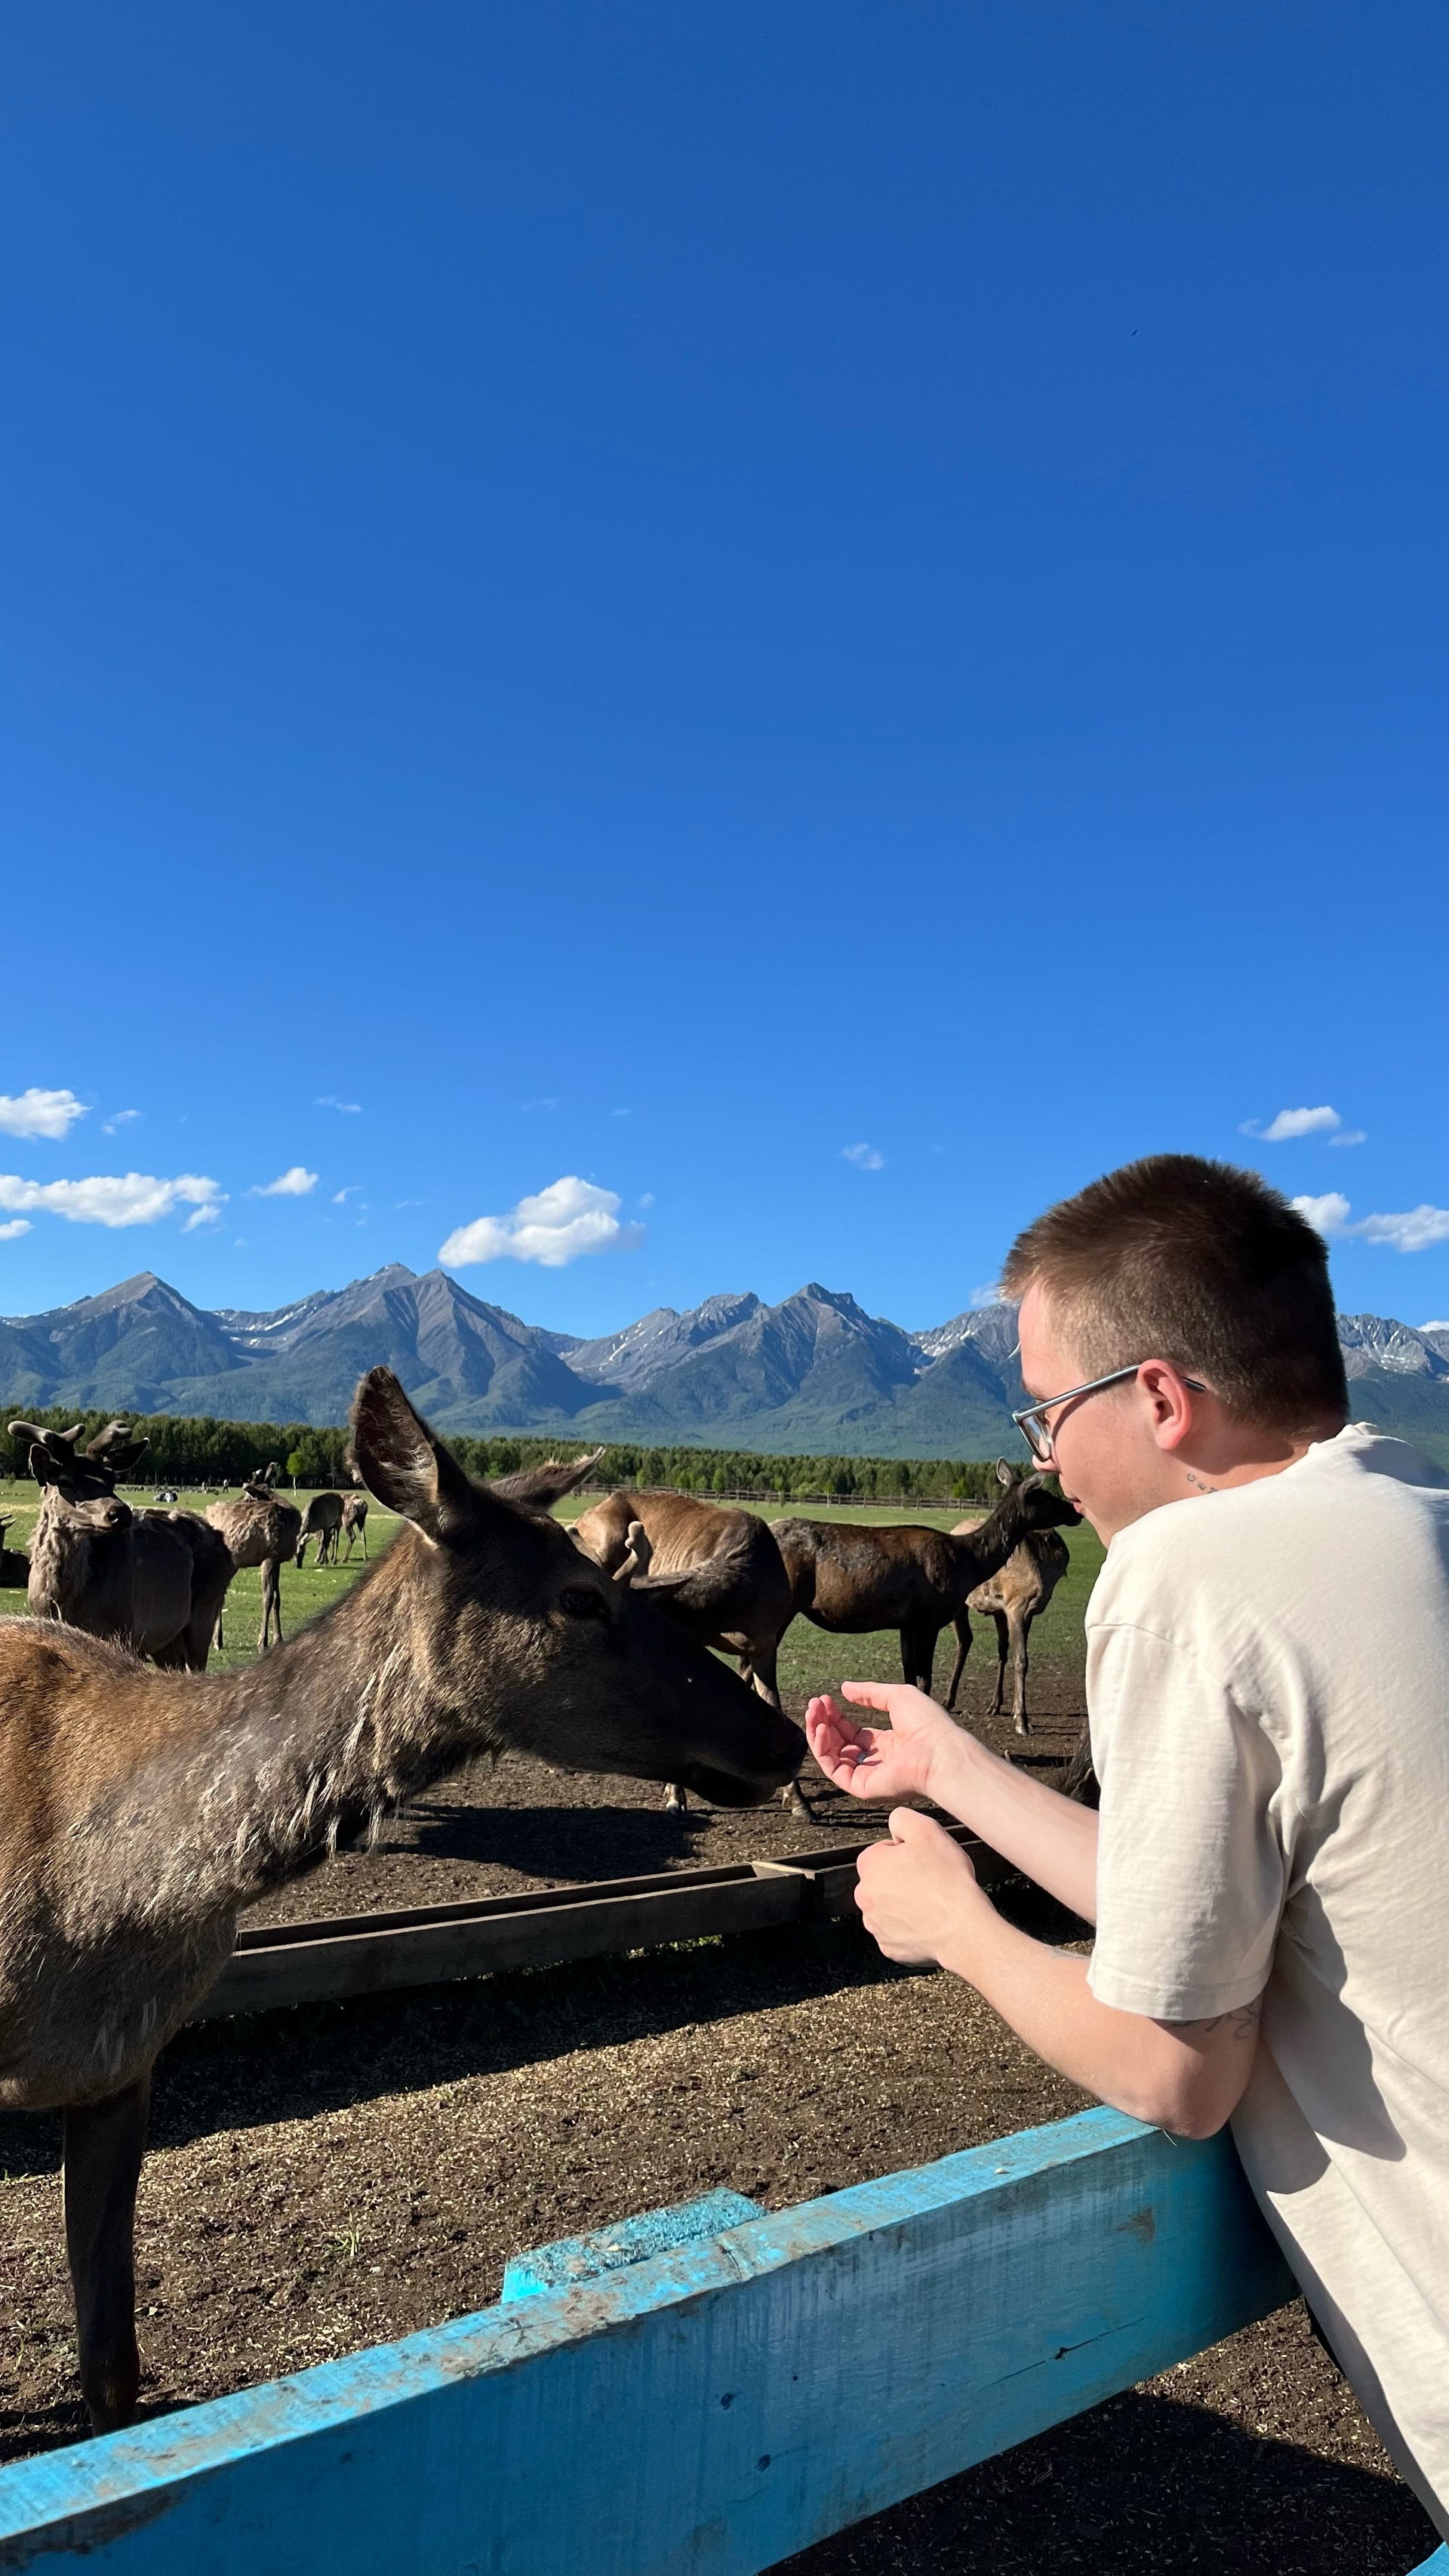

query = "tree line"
[2,1406,1013,1505]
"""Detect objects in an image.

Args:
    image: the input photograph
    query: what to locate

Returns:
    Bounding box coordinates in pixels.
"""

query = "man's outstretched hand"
[804,1681,964,1809]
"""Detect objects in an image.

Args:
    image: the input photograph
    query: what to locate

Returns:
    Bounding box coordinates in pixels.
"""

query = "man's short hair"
[1001,1154,1349,1433]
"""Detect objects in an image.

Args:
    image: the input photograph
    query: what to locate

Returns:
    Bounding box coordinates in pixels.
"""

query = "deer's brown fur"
[205,1481,303,1650]
[945,1463,1074,1731]
[11,1422,233,1672]
[573,1489,804,1814]
[0,1370,800,2433]
[774,1476,1080,1699]
[294,1490,344,1568]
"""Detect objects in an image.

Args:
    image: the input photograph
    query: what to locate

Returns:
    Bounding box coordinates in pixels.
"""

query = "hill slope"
[4,1270,1448,1464]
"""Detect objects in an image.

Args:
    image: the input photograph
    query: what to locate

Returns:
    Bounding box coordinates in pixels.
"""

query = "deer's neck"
[120,1538,504,1922]
[953,1488,1033,1583]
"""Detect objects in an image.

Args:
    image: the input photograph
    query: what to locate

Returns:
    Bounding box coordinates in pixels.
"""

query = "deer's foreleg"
[746,1642,783,1713]
[989,1612,1010,1718]
[944,1614,972,1712]
[260,1556,284,1651]
[62,2071,152,2433]
[900,1620,940,1697]
[1011,1608,1032,1735]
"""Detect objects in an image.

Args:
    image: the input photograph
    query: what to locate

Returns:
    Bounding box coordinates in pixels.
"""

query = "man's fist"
[854,1807,985,1966]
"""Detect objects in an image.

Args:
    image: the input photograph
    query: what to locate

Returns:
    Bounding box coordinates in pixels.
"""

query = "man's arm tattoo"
[1177,1997,1263,2044]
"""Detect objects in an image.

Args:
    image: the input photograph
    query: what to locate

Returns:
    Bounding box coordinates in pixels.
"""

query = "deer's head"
[349,1371,801,1807]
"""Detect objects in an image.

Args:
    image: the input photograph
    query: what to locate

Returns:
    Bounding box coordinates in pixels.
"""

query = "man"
[806,1154,1449,2530]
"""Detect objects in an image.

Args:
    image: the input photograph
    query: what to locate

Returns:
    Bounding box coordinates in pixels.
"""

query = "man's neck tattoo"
[1184,1468,1219,1494]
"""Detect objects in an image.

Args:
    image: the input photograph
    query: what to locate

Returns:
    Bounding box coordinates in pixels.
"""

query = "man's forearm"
[936,1901,1251,2137]
[926,1728,1099,1923]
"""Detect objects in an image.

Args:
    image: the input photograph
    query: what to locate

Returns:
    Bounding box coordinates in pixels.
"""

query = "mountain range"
[4,1267,1448,1463]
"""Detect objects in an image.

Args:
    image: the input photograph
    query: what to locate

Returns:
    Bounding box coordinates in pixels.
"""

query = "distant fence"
[0,2109,1310,2574]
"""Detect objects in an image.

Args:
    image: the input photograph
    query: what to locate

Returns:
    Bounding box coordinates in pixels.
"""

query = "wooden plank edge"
[195,1829,1017,2020]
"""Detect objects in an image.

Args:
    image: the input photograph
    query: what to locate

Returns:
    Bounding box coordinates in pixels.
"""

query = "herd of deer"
[0,1374,1078,2441]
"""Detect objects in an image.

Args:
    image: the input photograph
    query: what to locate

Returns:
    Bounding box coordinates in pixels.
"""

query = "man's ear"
[349,1369,479,1543]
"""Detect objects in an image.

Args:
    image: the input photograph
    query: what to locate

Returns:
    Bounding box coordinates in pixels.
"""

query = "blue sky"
[2,2,1445,1335]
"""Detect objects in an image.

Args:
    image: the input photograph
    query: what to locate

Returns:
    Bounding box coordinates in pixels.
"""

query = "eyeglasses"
[1012,1363,1209,1464]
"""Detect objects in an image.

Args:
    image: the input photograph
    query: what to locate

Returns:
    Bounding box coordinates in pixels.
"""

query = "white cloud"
[439,1176,645,1270]
[1293,1192,1449,1253]
[841,1142,885,1172]
[101,1108,142,1136]
[333,1185,359,1204]
[253,1166,319,1198]
[1420,1319,1449,1332]
[0,1171,226,1229]
[1250,1105,1342,1143]
[0,1217,32,1240]
[1291,1191,1352,1237]
[1328,1130,1366,1148]
[316,1096,361,1114]
[0,1087,88,1140]
[1353,1205,1449,1253]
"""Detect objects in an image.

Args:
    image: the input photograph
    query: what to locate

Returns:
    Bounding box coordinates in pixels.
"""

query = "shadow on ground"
[777,2388,1435,2574]
[0,1890,1088,2180]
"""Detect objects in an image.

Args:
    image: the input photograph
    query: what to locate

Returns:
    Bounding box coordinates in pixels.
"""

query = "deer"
[340,1494,369,1559]
[943,1460,1075,1732]
[294,1491,344,1568]
[772,1474,1081,1700]
[10,1421,235,1673]
[0,1370,800,2437]
[205,1476,304,1651]
[572,1489,805,1816]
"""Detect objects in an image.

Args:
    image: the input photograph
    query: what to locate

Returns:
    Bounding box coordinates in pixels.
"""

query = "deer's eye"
[559,1584,611,1623]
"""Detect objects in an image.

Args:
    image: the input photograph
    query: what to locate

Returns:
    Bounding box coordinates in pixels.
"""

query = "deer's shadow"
[383,1794,710,1881]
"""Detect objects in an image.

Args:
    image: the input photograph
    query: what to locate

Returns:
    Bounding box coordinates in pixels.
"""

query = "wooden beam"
[0,2107,1294,2573]
[195,1826,1017,2019]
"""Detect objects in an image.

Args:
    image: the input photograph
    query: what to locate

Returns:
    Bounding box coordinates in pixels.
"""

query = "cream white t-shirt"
[1085,1426,1449,2527]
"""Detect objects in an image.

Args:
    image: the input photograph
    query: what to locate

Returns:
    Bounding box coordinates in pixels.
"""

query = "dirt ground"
[0,1514,1437,2567]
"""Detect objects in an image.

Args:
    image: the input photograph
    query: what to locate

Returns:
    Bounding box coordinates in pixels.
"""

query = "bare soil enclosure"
[0,1500,1436,2568]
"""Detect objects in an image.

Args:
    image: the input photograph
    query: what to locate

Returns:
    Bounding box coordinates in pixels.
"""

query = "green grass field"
[0,1482,1104,1701]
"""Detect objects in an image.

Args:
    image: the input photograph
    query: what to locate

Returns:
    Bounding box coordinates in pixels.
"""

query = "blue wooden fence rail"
[0,2107,1302,2574]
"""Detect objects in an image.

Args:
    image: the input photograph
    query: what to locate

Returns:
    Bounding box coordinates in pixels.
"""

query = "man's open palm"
[804,1682,958,1805]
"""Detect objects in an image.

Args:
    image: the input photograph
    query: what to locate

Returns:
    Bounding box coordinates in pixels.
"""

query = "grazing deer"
[10,1422,234,1673]
[573,1491,804,1816]
[294,1491,344,1568]
[340,1494,369,1559]
[944,1461,1075,1732]
[205,1477,303,1651]
[773,1476,1080,1699]
[0,1371,801,2436]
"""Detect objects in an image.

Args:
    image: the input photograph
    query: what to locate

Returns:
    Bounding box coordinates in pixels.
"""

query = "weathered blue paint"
[0,2107,1294,2575]
[1409,2550,1449,2571]
[502,2190,764,2300]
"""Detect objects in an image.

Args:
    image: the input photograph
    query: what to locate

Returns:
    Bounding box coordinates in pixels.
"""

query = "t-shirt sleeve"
[1087,1618,1286,2020]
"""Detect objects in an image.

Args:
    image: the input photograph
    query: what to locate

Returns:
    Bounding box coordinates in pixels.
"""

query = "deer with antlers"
[9,1419,234,1672]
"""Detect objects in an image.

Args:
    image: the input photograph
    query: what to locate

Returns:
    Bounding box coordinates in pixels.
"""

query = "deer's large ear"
[349,1369,478,1543]
[995,1458,1017,1487]
[490,1448,604,1510]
